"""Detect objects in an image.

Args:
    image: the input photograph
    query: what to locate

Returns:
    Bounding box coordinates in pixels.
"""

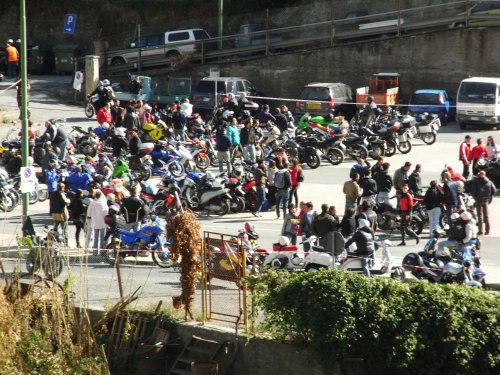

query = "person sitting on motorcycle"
[235,91,251,117]
[81,155,96,175]
[88,79,114,111]
[96,102,112,125]
[367,96,383,116]
[93,155,112,182]
[111,128,129,158]
[121,187,150,231]
[129,130,142,156]
[65,155,78,173]
[274,107,289,133]
[436,212,464,257]
[398,183,419,246]
[257,104,276,125]
[344,218,375,277]
[65,165,93,192]
[261,121,281,150]
[460,211,478,248]
[224,93,238,112]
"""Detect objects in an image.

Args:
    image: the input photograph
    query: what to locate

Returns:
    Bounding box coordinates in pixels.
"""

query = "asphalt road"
[0,76,498,320]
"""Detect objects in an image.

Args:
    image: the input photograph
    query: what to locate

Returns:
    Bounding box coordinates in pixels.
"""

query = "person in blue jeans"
[274,162,291,219]
[253,159,268,217]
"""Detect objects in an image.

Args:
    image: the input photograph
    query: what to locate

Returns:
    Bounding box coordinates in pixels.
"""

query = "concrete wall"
[179,27,500,101]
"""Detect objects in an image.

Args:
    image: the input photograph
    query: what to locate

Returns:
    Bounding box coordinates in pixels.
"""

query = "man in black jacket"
[300,202,317,251]
[215,127,232,174]
[172,106,187,141]
[121,188,150,231]
[344,219,375,277]
[470,170,496,235]
[123,105,140,132]
[312,203,338,248]
[359,169,378,205]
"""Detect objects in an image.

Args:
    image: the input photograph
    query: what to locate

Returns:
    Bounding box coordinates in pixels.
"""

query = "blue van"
[408,89,456,124]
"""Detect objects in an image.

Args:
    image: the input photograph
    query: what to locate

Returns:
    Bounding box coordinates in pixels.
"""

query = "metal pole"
[20,0,29,219]
[137,23,142,74]
[217,0,223,50]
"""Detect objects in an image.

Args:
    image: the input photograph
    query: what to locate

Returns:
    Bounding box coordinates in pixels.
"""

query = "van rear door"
[192,80,226,110]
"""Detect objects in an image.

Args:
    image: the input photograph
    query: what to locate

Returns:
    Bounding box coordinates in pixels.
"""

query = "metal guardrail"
[105,0,500,74]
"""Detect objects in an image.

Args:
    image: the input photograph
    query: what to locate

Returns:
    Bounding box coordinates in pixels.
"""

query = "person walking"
[423,180,444,237]
[374,162,392,205]
[470,138,490,175]
[51,182,70,247]
[226,117,241,161]
[253,159,267,217]
[393,161,412,193]
[86,190,109,256]
[70,189,87,248]
[398,183,419,246]
[281,204,300,245]
[459,135,472,179]
[5,40,19,79]
[343,173,363,214]
[486,136,497,160]
[215,127,232,175]
[288,159,303,207]
[359,169,377,205]
[470,170,496,235]
[274,162,292,219]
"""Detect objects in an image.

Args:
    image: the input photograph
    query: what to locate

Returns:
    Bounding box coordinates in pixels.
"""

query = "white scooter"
[261,236,318,271]
[304,234,406,281]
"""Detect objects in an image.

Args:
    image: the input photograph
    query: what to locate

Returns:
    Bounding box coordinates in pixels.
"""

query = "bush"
[249,270,500,374]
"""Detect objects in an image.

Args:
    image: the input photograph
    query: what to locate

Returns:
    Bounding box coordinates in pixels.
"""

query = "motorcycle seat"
[343,136,362,145]
[376,128,388,136]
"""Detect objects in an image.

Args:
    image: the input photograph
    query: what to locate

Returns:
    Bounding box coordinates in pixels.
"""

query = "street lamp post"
[20,0,29,218]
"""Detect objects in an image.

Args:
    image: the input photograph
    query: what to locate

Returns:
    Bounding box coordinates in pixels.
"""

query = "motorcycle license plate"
[307,103,321,109]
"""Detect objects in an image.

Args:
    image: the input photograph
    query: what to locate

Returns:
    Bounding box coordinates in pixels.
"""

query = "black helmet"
[325,113,334,121]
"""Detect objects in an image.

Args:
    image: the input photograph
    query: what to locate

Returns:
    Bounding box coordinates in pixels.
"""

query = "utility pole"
[218,0,223,49]
[20,0,29,218]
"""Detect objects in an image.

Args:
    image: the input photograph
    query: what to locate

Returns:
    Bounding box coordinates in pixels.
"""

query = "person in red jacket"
[459,135,472,179]
[470,138,490,175]
[398,183,419,246]
[96,102,112,125]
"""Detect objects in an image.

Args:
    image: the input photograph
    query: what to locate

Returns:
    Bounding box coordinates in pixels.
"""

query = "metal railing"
[106,0,500,74]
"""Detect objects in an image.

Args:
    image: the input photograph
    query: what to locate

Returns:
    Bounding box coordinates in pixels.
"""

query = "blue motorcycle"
[104,215,173,268]
[151,149,185,177]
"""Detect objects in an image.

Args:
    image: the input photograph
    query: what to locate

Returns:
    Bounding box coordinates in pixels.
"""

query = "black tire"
[369,144,384,160]
[230,196,246,213]
[151,246,175,268]
[409,216,424,236]
[349,144,368,160]
[110,57,126,67]
[245,191,258,212]
[79,142,97,157]
[305,264,325,272]
[42,250,64,279]
[26,253,40,274]
[166,51,182,67]
[84,104,95,118]
[103,243,121,266]
[9,190,20,206]
[215,199,231,217]
[209,152,218,167]
[326,148,344,165]
[459,122,466,130]
[194,153,210,171]
[422,132,437,145]
[28,190,39,205]
[137,165,151,181]
[0,194,15,212]
[397,141,412,154]
[168,161,185,177]
[38,189,49,202]
[385,140,397,157]
[439,212,449,229]
[306,153,321,169]
[390,267,406,282]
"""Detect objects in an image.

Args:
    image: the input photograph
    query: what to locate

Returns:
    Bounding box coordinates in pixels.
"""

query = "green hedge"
[249,270,500,374]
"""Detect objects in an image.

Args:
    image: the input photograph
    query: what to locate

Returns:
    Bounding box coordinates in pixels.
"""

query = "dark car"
[295,82,357,119]
[192,77,265,114]
[408,89,456,124]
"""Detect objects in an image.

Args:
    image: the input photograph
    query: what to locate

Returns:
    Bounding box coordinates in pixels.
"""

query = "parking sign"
[64,14,77,34]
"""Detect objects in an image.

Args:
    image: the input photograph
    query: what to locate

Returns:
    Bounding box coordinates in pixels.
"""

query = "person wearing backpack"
[470,170,496,235]
[274,161,292,219]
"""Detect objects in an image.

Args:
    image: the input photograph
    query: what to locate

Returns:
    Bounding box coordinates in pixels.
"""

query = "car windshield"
[195,81,226,94]
[299,87,330,100]
[410,93,440,105]
[458,82,497,104]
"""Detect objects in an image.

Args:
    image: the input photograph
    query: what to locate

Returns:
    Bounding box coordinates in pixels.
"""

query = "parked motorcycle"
[374,203,424,235]
[69,126,99,157]
[282,139,322,169]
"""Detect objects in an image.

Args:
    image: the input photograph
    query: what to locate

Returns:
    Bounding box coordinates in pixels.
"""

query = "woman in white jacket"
[87,190,109,256]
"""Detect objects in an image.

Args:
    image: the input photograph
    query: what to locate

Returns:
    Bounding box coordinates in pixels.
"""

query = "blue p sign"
[64,14,77,34]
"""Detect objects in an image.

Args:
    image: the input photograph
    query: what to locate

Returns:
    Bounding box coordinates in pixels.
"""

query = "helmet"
[325,113,334,121]
[450,212,460,221]
[227,93,235,100]
[456,180,464,192]
[461,211,472,221]
[241,110,251,120]
[97,80,103,87]
[161,174,175,185]
[358,219,370,229]
[244,222,255,233]
[115,128,125,137]
[420,112,429,121]
[223,110,234,120]
[6,39,13,44]
[279,236,290,246]
[367,95,374,103]
[49,159,58,168]
[98,155,107,163]
[144,104,152,111]
[15,39,21,44]
[239,92,247,100]
[108,204,120,216]
[102,79,110,86]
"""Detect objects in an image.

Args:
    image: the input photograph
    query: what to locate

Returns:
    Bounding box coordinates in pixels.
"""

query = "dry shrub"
[166,210,201,320]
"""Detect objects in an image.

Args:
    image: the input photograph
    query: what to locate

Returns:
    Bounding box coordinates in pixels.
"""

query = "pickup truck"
[107,28,210,67]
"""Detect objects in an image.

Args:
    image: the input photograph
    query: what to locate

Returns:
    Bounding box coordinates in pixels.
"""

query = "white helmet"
[460,211,472,221]
[115,128,125,137]
[223,110,234,120]
[358,219,370,229]
[101,122,110,130]
[450,212,460,221]
[239,92,247,100]
[102,79,110,86]
[456,180,464,192]
[227,93,235,100]
[6,39,13,44]
[279,236,290,246]
[144,104,152,111]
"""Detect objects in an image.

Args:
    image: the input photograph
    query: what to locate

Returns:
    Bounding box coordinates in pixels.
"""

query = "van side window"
[236,81,245,92]
[169,32,190,42]
[244,80,255,93]
[226,81,235,93]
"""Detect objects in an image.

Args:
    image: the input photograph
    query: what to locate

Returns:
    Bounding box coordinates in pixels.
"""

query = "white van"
[456,77,500,129]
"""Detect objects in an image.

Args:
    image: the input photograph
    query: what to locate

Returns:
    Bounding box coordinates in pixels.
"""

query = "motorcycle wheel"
[409,216,424,236]
[168,161,185,177]
[137,165,151,181]
[230,196,246,213]
[151,246,175,268]
[397,141,412,154]
[28,189,39,205]
[209,152,218,167]
[422,132,437,145]
[326,148,344,165]
[79,142,97,157]
[194,154,210,171]
[103,243,122,266]
[9,190,20,206]
[37,189,49,202]
[305,264,325,272]
[385,140,397,157]
[85,103,95,118]
[245,191,258,212]
[348,145,368,160]
[305,153,321,169]
[215,199,231,216]
[42,250,64,279]
[369,144,384,160]
[183,186,199,209]
[0,194,15,212]
[390,267,406,282]
[26,252,41,274]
